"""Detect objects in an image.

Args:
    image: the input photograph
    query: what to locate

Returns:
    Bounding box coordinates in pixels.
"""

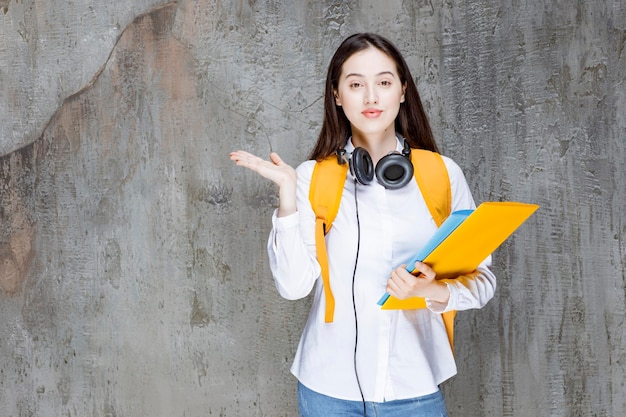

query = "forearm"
[277,180,297,217]
[422,280,451,305]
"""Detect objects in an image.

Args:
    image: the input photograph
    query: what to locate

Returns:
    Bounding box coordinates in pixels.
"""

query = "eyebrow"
[344,71,396,79]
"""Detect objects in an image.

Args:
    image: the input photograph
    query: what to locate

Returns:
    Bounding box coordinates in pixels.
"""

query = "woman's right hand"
[229,150,297,217]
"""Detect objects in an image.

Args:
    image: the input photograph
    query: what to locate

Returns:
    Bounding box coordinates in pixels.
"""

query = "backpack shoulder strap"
[411,149,457,352]
[309,156,348,323]
[410,149,451,228]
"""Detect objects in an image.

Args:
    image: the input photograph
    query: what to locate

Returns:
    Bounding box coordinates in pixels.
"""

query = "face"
[334,47,406,143]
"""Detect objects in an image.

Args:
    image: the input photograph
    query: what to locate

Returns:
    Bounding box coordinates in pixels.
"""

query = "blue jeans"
[298,382,449,417]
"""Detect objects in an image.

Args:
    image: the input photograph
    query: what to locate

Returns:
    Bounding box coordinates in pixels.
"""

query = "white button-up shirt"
[268,138,496,402]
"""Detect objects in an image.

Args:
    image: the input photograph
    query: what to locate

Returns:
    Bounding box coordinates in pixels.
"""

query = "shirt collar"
[344,135,404,154]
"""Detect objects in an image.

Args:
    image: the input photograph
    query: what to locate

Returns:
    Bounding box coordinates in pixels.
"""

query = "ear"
[334,90,341,106]
[400,83,407,103]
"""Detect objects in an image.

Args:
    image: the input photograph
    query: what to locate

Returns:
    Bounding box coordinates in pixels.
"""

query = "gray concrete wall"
[0,0,624,416]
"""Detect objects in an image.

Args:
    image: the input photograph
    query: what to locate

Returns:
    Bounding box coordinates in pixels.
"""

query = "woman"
[230,33,496,417]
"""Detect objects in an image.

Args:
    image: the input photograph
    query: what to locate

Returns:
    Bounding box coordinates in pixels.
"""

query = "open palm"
[230,150,297,217]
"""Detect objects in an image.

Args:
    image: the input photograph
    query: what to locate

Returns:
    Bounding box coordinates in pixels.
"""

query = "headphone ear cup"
[350,147,375,185]
[375,153,414,190]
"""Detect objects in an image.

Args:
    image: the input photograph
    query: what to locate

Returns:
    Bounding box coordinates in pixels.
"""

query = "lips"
[362,108,383,118]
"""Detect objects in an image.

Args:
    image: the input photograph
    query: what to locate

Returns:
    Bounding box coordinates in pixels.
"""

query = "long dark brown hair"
[308,33,439,161]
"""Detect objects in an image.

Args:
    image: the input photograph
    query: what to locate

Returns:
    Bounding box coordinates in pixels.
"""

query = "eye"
[349,81,363,89]
[380,80,392,87]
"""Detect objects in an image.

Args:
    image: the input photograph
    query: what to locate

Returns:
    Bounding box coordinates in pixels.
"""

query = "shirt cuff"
[271,209,300,231]
[426,282,457,313]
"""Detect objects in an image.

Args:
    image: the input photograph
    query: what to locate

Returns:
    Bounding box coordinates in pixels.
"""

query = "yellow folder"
[380,201,539,310]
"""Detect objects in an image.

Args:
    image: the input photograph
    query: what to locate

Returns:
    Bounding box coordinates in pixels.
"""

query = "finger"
[389,269,403,286]
[229,150,255,158]
[230,151,267,169]
[229,150,258,164]
[389,271,411,296]
[394,266,414,285]
[229,150,242,161]
[412,261,435,279]
[269,152,284,166]
[387,275,414,299]
[386,277,402,297]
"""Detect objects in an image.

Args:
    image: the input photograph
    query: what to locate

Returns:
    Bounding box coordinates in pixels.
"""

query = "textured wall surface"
[0,0,166,156]
[1,1,624,416]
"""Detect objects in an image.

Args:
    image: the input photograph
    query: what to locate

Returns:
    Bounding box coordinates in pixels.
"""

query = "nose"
[364,86,378,104]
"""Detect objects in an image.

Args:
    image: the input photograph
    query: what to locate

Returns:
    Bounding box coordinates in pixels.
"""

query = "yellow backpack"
[309,149,457,351]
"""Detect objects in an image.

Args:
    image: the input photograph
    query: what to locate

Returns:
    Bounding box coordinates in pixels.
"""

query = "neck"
[352,130,397,164]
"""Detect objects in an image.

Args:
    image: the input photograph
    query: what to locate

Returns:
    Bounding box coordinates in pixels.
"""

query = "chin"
[353,123,396,137]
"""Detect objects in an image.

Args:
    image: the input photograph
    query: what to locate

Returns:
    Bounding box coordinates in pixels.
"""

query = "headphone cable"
[351,180,367,417]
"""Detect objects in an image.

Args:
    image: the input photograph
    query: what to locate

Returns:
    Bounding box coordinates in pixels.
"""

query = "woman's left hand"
[386,261,450,304]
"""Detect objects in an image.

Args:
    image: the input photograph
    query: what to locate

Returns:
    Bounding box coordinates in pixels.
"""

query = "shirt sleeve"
[425,156,497,313]
[266,160,321,300]
[426,258,497,313]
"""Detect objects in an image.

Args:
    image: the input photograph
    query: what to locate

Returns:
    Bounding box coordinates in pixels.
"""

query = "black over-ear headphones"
[336,139,414,190]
